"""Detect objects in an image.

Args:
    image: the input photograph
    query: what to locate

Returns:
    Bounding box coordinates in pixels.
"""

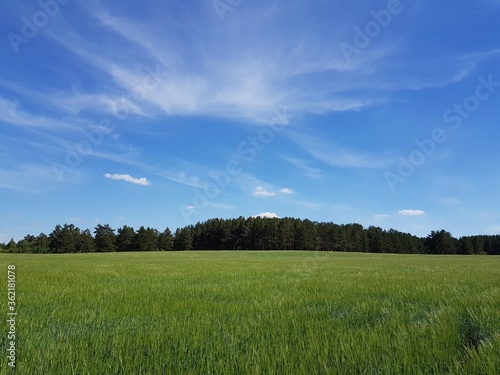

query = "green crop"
[1,252,498,374]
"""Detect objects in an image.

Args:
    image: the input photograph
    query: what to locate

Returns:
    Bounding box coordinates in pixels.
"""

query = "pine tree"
[77,229,96,253]
[458,237,474,255]
[426,230,456,254]
[116,225,136,252]
[6,239,17,253]
[135,226,159,251]
[174,227,193,250]
[94,224,116,252]
[49,224,80,253]
[158,228,174,251]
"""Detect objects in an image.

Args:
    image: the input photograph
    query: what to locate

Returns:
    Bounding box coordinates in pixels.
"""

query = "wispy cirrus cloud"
[252,186,294,197]
[104,173,151,186]
[2,0,495,135]
[399,209,426,217]
[252,186,276,197]
[35,1,408,125]
[0,97,74,129]
[2,0,489,131]
[289,132,393,169]
[0,164,71,193]
[283,156,323,179]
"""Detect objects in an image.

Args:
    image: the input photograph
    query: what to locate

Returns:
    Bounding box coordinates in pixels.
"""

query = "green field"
[1,252,499,374]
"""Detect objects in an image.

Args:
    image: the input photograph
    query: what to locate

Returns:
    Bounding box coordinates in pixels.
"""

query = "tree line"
[1,217,499,255]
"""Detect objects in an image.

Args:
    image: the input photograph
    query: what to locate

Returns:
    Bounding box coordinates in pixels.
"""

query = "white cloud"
[280,188,294,194]
[252,186,276,197]
[252,212,280,219]
[399,209,426,217]
[104,173,151,186]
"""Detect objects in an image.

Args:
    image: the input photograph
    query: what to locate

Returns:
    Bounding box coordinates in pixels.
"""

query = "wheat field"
[1,251,499,374]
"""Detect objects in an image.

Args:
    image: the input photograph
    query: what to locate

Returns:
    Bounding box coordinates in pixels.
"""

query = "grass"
[1,251,499,374]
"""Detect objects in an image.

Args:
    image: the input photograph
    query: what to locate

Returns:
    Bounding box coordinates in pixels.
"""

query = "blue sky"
[1,0,500,242]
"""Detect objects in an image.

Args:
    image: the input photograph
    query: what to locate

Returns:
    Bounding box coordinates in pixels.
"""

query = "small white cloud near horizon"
[280,188,294,194]
[104,173,151,186]
[374,214,391,219]
[399,209,426,217]
[252,212,280,219]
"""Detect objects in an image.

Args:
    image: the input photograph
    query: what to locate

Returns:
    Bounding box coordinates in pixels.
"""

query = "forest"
[1,217,499,255]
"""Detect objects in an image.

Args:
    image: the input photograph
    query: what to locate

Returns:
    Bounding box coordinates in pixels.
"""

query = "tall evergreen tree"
[367,226,386,253]
[35,233,50,254]
[116,225,136,252]
[6,239,17,253]
[158,228,174,251]
[174,227,193,250]
[49,224,80,253]
[94,224,116,252]
[278,219,295,250]
[135,226,159,251]
[471,236,485,255]
[77,229,96,253]
[294,219,316,250]
[458,237,474,255]
[426,230,456,254]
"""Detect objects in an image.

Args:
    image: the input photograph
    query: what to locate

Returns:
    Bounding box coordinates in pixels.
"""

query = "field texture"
[1,252,499,374]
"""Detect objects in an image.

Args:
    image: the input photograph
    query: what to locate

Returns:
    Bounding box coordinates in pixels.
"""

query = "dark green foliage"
[426,230,457,254]
[3,218,500,254]
[94,224,117,252]
[35,233,50,253]
[16,234,37,253]
[7,239,17,252]
[77,229,96,253]
[278,219,294,250]
[116,225,136,252]
[471,236,485,255]
[49,224,80,253]
[458,237,474,255]
[135,226,159,251]
[294,219,317,250]
[174,227,193,250]
[158,228,174,251]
